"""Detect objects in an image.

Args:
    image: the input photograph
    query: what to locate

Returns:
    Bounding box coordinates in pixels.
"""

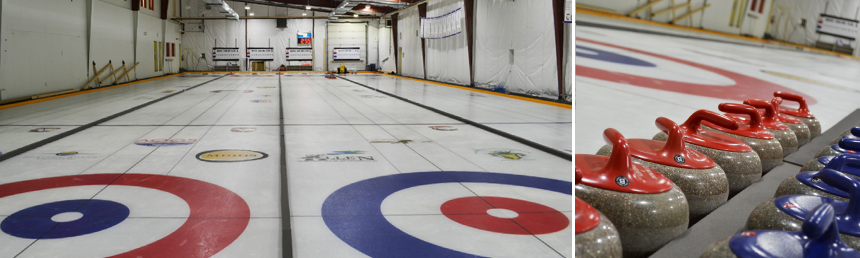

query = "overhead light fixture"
[250,12,255,16]
[302,12,307,16]
[364,5,370,10]
[306,6,311,10]
[353,14,358,17]
[244,6,250,9]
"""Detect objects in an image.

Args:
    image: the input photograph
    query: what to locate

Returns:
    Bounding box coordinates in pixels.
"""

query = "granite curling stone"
[775,91,822,139]
[701,103,782,174]
[767,97,811,146]
[702,202,860,258]
[830,127,860,145]
[574,169,622,258]
[653,109,761,196]
[774,155,860,202]
[576,128,688,258]
[816,140,860,159]
[747,168,860,251]
[802,138,860,173]
[725,98,798,157]
[597,118,728,221]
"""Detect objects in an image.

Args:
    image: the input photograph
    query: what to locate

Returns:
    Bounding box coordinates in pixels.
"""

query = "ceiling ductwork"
[202,0,239,20]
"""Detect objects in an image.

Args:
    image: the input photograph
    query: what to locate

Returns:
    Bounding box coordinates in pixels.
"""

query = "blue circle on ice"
[576,45,656,67]
[321,171,571,258]
[1,199,129,239]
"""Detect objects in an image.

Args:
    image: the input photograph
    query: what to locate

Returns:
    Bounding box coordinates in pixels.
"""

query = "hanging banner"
[213,48,240,61]
[420,7,463,39]
[564,0,572,23]
[247,47,274,61]
[816,14,859,40]
[286,48,313,61]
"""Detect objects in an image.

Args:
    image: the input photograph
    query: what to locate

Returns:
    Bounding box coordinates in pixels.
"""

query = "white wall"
[425,0,470,85]
[135,13,164,79]
[368,19,380,67]
[473,0,558,99]
[578,0,773,38]
[313,19,327,71]
[327,22,368,72]
[378,20,395,71]
[396,7,424,78]
[769,0,860,54]
[0,0,88,100]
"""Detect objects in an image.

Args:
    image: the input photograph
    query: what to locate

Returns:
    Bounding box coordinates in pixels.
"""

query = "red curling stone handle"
[718,103,763,128]
[681,110,739,132]
[775,91,810,113]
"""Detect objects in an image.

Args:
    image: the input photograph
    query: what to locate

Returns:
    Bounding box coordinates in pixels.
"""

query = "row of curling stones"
[597,118,728,221]
[653,110,762,196]
[574,169,623,258]
[775,91,822,139]
[818,128,860,158]
[701,103,784,173]
[576,128,688,258]
[776,155,860,202]
[803,138,860,172]
[723,98,799,157]
[830,127,860,145]
[701,202,860,258]
[746,168,860,251]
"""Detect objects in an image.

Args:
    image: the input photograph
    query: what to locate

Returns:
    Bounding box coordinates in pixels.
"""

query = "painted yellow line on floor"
[576,8,860,60]
[0,73,184,111]
[378,73,572,109]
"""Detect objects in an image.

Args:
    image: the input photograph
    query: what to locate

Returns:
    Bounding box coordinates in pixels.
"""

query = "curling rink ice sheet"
[0,72,572,257]
[576,12,860,153]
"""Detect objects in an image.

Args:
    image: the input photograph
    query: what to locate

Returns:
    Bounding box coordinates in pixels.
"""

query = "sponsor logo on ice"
[429,126,457,131]
[476,148,532,160]
[196,150,269,162]
[134,139,197,147]
[299,150,375,162]
[29,128,61,133]
[231,127,257,133]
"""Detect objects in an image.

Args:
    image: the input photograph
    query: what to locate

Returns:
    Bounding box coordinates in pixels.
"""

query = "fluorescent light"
[302,12,307,16]
[364,5,370,10]
[249,12,254,16]
[353,14,358,17]
[244,6,250,9]
[306,6,311,10]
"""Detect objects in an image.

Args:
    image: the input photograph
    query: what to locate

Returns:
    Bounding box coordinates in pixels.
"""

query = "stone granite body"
[767,128,798,158]
[575,210,623,258]
[596,146,729,221]
[816,145,848,158]
[702,125,783,173]
[791,116,821,139]
[773,176,849,202]
[800,159,826,173]
[699,236,738,258]
[829,136,857,145]
[745,198,860,250]
[784,122,810,146]
[575,184,689,258]
[654,132,761,196]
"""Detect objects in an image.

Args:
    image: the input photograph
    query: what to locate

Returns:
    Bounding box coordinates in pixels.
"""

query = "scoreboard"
[213,48,240,61]
[333,47,361,60]
[298,32,312,45]
[247,48,274,61]
[286,48,312,61]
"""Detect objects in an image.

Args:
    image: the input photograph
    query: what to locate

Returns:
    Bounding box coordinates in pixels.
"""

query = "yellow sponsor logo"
[196,150,268,162]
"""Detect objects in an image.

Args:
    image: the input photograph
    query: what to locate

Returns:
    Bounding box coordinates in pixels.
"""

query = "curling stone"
[816,140,860,159]
[702,203,860,258]
[747,168,860,250]
[597,119,728,221]
[725,99,798,157]
[767,97,811,146]
[653,110,761,196]
[802,138,860,172]
[576,128,688,258]
[702,103,783,173]
[773,155,860,202]
[830,127,860,145]
[775,91,822,139]
[574,168,622,258]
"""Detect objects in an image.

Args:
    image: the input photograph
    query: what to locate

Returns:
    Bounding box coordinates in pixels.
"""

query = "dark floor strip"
[0,75,226,162]
[338,76,572,161]
[279,74,294,258]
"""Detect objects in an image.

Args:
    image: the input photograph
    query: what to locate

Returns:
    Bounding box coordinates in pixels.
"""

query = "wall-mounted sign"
[247,47,274,61]
[817,14,859,40]
[213,47,240,61]
[333,47,361,60]
[286,48,313,61]
[298,32,312,45]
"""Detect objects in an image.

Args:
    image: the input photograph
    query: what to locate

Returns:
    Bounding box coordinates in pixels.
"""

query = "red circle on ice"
[0,173,249,258]
[440,196,569,235]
